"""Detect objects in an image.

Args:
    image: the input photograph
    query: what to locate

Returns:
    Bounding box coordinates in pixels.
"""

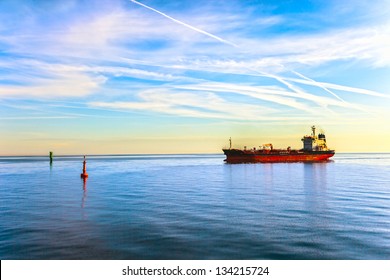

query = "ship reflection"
[225,159,334,164]
[303,161,330,210]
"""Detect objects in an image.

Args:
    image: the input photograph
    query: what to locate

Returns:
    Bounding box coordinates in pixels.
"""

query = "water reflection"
[81,178,87,209]
[302,162,331,249]
[303,162,329,191]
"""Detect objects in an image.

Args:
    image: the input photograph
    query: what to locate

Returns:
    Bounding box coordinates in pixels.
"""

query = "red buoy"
[80,155,89,178]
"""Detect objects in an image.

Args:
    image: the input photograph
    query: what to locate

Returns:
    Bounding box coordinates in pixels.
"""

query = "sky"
[1,0,390,155]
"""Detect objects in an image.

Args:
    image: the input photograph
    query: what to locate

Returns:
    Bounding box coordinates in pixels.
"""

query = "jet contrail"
[289,69,346,103]
[129,0,348,106]
[129,0,238,47]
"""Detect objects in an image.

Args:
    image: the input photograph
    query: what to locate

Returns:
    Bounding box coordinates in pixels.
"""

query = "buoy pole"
[80,155,89,178]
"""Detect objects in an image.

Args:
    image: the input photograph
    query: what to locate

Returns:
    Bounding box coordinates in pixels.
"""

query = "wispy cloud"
[284,77,390,99]
[90,88,295,121]
[176,82,350,112]
[1,1,389,130]
[0,116,77,120]
[0,71,106,98]
[124,0,377,120]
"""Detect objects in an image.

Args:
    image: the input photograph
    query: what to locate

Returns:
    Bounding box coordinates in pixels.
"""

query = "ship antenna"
[229,137,232,149]
[311,125,316,137]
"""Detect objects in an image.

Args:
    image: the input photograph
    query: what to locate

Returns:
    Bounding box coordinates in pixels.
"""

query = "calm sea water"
[0,153,389,260]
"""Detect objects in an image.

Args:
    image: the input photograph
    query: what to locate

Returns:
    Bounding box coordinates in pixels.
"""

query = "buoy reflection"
[82,177,87,209]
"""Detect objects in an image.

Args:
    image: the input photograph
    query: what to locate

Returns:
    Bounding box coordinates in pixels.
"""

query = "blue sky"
[1,0,390,154]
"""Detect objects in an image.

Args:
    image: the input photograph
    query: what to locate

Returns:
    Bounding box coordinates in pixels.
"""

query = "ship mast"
[311,125,316,138]
[229,137,232,149]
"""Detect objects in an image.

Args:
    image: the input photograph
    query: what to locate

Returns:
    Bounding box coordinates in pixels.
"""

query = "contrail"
[129,0,238,47]
[271,62,346,103]
[252,68,338,115]
[289,69,346,103]
[129,0,346,106]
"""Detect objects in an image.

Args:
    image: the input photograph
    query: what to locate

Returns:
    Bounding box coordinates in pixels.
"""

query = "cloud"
[1,0,389,123]
[0,116,77,120]
[88,80,372,122]
[284,77,390,99]
[176,82,347,112]
[0,71,106,98]
[242,25,390,68]
[127,0,349,108]
[89,88,296,121]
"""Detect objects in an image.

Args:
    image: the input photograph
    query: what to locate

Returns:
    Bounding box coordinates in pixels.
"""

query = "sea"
[0,153,389,260]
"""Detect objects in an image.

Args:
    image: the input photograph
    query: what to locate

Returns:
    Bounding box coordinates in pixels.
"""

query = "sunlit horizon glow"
[1,0,390,155]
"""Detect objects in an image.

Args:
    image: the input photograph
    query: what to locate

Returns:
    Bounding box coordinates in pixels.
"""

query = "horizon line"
[1,151,389,157]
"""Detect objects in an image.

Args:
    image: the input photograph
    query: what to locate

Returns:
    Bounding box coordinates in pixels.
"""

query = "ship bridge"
[301,126,329,151]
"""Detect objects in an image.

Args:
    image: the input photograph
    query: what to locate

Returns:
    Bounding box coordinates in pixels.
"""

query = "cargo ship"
[223,126,335,163]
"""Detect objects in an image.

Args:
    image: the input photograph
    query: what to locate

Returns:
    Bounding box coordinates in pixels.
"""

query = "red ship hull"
[223,149,335,163]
